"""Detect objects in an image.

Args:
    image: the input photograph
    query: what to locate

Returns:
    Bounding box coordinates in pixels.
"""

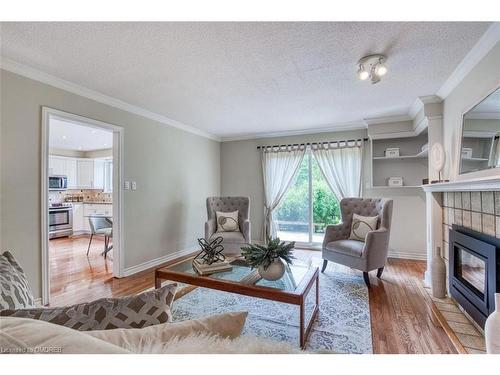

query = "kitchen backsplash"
[49,189,112,204]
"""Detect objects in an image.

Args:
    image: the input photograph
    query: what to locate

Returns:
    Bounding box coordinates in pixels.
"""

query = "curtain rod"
[256,138,368,150]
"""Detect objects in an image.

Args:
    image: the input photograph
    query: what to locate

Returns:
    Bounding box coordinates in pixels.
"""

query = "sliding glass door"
[276,150,341,245]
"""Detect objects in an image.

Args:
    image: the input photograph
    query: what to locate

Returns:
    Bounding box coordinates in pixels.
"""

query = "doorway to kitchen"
[41,107,124,306]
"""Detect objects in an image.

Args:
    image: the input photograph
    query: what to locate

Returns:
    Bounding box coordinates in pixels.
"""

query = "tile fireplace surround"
[442,191,500,264]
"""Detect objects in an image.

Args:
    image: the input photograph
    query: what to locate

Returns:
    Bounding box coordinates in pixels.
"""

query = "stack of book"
[192,259,232,275]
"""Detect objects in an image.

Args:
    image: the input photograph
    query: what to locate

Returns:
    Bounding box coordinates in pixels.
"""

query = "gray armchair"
[205,197,251,253]
[322,198,393,287]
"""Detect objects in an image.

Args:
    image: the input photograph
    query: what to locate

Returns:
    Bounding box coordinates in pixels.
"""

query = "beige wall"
[0,70,220,298]
[220,129,427,259]
[443,42,500,180]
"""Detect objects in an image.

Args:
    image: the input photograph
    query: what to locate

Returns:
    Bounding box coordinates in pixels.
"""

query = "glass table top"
[160,257,313,293]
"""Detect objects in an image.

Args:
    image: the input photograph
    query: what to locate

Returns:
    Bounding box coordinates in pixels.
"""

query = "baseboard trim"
[123,247,197,277]
[388,251,427,261]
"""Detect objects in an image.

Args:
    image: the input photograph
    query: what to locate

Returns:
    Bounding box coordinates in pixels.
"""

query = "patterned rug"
[171,259,372,353]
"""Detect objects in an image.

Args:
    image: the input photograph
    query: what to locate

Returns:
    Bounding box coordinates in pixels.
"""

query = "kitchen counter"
[68,201,112,204]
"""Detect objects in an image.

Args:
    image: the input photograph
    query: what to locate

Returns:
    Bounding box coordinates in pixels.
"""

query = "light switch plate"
[124,181,130,190]
[131,181,137,190]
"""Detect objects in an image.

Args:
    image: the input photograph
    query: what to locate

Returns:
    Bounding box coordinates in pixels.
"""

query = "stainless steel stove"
[49,203,73,239]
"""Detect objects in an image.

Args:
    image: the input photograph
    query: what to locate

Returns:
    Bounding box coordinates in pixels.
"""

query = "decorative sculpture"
[430,246,446,298]
[194,236,225,265]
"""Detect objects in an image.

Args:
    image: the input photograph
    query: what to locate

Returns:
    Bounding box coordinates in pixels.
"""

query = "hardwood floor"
[48,241,456,354]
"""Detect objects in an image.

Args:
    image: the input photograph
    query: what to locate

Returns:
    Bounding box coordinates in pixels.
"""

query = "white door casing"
[41,107,124,305]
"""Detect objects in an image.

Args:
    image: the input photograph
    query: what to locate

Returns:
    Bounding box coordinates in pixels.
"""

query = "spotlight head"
[357,66,369,81]
[375,63,388,77]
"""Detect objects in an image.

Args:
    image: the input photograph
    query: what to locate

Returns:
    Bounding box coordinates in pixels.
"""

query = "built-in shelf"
[370,132,429,188]
[373,149,428,160]
[369,185,423,189]
[462,157,489,162]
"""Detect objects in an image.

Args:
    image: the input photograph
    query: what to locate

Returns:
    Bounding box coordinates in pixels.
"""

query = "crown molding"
[220,121,367,142]
[364,114,412,126]
[0,57,221,142]
[408,95,443,119]
[436,23,500,99]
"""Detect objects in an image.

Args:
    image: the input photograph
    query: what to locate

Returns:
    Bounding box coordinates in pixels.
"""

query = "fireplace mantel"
[422,177,500,192]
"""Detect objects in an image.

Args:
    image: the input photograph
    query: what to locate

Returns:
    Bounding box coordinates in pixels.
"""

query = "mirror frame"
[456,83,500,182]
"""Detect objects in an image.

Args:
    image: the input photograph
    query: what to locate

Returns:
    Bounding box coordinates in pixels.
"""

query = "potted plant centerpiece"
[241,238,295,281]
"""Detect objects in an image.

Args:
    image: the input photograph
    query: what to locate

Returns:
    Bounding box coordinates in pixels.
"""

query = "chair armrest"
[323,223,349,246]
[363,228,390,266]
[241,220,251,243]
[205,219,216,240]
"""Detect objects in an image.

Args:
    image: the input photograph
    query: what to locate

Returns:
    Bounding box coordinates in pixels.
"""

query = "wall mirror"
[460,86,500,175]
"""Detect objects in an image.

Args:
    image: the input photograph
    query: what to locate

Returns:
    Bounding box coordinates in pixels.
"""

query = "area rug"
[171,258,373,353]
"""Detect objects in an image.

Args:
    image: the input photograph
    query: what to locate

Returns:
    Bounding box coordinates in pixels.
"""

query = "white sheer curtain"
[261,146,306,241]
[312,140,363,199]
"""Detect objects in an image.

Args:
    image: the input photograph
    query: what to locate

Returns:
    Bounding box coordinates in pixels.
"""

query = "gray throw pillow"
[0,284,177,331]
[0,251,35,309]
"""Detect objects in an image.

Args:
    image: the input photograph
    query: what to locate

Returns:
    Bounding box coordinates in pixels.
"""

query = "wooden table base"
[300,273,319,349]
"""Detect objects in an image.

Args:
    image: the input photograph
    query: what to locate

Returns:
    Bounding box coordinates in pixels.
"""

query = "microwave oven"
[49,175,68,191]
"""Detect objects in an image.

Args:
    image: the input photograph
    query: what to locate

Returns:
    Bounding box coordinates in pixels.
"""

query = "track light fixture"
[357,54,387,84]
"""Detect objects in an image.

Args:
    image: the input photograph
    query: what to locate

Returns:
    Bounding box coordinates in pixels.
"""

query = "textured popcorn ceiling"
[0,22,491,138]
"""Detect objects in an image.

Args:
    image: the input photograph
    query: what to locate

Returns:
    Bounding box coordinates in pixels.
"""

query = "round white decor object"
[430,142,446,173]
[485,293,500,354]
[258,258,285,281]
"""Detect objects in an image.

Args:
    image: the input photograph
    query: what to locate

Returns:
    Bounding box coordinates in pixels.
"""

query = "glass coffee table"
[155,256,319,348]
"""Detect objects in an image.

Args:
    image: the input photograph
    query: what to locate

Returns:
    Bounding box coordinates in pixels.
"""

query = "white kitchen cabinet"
[103,159,113,193]
[84,215,91,232]
[50,156,110,190]
[65,158,78,188]
[49,156,65,176]
[77,160,94,188]
[72,203,85,233]
[49,156,77,188]
[84,203,113,217]
[93,159,105,190]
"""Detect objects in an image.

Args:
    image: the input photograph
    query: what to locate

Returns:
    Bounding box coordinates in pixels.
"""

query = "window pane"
[311,155,340,243]
[276,154,310,242]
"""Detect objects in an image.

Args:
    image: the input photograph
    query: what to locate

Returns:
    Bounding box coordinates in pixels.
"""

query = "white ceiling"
[49,118,113,151]
[0,22,491,139]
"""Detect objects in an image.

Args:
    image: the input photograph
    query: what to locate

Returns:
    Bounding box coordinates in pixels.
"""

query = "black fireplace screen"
[449,225,498,328]
[456,248,486,296]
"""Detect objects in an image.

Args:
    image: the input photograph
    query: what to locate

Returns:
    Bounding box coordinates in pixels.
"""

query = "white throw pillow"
[0,317,130,354]
[216,210,239,232]
[348,213,379,242]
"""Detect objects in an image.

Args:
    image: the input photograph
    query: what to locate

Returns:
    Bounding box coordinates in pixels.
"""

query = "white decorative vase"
[485,293,500,354]
[430,246,446,298]
[258,258,285,281]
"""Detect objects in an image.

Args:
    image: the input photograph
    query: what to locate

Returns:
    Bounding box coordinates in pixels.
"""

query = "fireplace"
[449,225,500,327]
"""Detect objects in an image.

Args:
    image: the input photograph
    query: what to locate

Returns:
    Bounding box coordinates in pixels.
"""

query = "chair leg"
[86,234,93,256]
[377,267,384,278]
[104,236,108,259]
[363,272,371,288]
[321,259,328,273]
